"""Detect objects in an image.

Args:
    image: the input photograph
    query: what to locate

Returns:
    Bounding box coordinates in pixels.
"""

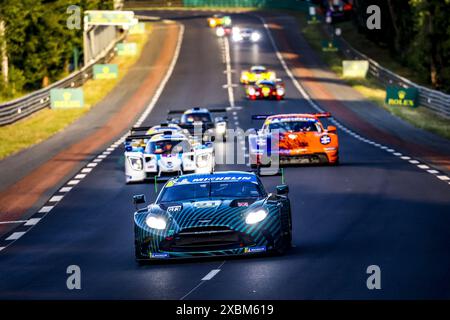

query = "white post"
[0,19,8,84]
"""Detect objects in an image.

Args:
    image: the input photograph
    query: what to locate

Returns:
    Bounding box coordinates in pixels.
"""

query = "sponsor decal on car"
[320,135,331,145]
[245,246,267,253]
[150,252,170,259]
[167,205,182,213]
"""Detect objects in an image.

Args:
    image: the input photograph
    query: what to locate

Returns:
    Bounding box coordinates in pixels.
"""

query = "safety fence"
[0,32,126,126]
[330,31,450,118]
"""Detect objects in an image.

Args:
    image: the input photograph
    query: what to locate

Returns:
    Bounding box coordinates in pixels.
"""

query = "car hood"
[139,198,265,230]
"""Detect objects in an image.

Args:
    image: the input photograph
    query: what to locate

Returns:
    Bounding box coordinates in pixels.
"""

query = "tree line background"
[352,0,450,93]
[0,0,113,100]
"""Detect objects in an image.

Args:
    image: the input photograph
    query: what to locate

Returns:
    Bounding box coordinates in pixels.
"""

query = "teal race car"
[133,171,292,262]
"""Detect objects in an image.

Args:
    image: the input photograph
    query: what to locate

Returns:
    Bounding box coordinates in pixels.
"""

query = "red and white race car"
[245,79,285,100]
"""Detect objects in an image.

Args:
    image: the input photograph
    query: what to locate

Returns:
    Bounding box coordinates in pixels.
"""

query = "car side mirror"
[276,185,289,195]
[327,125,337,133]
[133,194,146,210]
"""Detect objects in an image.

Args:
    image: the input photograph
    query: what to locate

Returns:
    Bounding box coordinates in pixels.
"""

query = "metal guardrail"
[0,33,126,126]
[334,34,450,119]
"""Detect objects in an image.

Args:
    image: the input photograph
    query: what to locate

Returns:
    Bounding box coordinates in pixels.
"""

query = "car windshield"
[258,81,275,87]
[147,139,191,155]
[158,182,264,203]
[182,113,212,123]
[252,67,266,73]
[268,120,319,132]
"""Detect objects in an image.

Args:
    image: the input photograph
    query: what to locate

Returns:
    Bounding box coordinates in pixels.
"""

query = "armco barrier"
[0,33,126,126]
[334,35,450,118]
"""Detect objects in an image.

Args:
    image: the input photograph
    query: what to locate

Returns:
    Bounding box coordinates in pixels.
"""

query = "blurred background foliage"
[0,0,113,100]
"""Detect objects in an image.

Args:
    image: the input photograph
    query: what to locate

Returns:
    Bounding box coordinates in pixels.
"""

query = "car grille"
[280,153,328,165]
[160,226,254,252]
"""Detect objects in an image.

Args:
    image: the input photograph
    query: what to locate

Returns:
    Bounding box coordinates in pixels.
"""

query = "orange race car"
[248,113,339,167]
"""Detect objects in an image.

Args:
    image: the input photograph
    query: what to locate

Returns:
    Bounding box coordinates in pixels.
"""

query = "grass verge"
[0,24,152,160]
[294,12,450,140]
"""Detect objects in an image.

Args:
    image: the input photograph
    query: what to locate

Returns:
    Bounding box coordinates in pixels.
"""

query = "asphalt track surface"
[0,12,449,299]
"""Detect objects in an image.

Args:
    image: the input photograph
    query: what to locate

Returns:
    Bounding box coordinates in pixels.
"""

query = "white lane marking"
[107,147,115,151]
[401,156,411,160]
[75,174,86,179]
[38,206,54,213]
[393,152,402,156]
[234,121,239,126]
[0,220,27,225]
[437,175,450,181]
[201,269,221,281]
[59,187,73,193]
[49,195,64,202]
[98,155,107,159]
[93,158,103,163]
[81,168,92,173]
[180,261,226,300]
[5,232,26,241]
[417,164,429,169]
[24,218,41,226]
[427,170,439,174]
[87,163,98,167]
[0,247,4,252]
[409,160,420,164]
[223,37,235,108]
[67,180,80,185]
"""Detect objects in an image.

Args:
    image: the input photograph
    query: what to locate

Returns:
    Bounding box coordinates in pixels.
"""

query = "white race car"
[231,27,261,43]
[124,125,214,183]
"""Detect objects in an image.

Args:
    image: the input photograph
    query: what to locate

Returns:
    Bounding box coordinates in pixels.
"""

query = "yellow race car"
[207,14,232,28]
[240,66,276,84]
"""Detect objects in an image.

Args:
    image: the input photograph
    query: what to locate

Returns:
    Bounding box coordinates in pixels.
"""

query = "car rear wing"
[168,108,227,115]
[125,134,154,143]
[251,115,270,120]
[314,112,332,118]
[130,123,178,134]
[251,113,332,120]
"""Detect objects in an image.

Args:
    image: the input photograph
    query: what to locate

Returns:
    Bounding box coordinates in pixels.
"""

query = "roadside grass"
[295,12,450,140]
[0,24,153,160]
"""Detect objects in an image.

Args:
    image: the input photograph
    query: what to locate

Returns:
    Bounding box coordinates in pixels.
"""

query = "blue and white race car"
[133,171,292,262]
[124,124,215,183]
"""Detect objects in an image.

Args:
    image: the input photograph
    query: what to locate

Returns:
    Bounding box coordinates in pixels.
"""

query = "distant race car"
[124,125,214,182]
[133,171,292,262]
[207,14,232,28]
[215,25,233,37]
[231,27,261,42]
[245,79,285,100]
[240,65,276,84]
[249,113,339,167]
[168,107,228,140]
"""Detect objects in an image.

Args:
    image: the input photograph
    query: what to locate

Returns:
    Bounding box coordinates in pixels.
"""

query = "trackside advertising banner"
[50,88,84,109]
[385,86,418,108]
[342,60,369,78]
[93,64,119,79]
[116,43,137,56]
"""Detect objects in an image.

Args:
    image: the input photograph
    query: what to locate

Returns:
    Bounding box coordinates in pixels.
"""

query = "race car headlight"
[251,32,261,42]
[232,33,242,42]
[128,157,143,171]
[216,27,225,37]
[245,209,268,225]
[276,87,285,96]
[196,153,211,168]
[146,216,167,230]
